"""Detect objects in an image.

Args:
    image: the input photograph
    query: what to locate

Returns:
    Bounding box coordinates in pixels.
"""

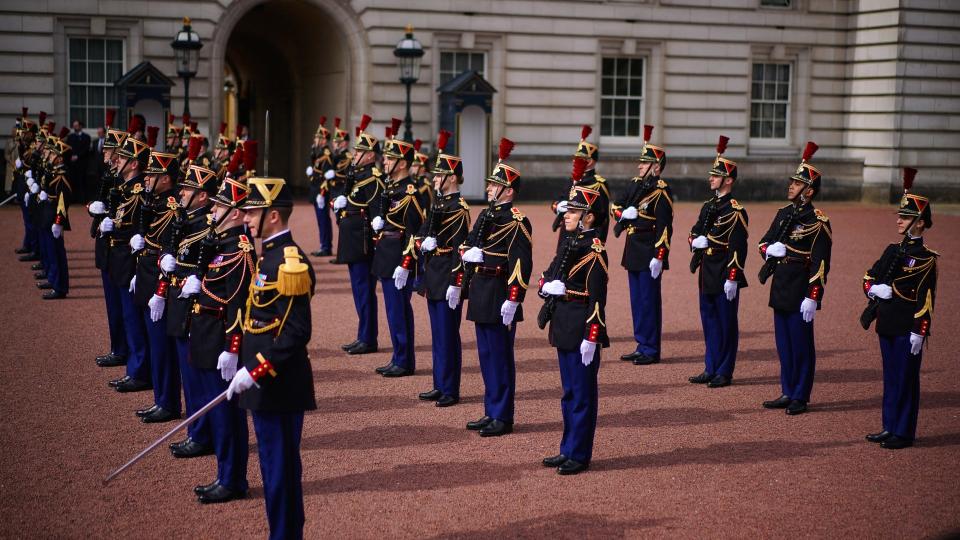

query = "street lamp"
[393,24,423,142]
[170,16,202,117]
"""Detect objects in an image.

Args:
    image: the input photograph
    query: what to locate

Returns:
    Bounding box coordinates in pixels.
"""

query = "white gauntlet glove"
[580,339,597,366]
[909,333,924,355]
[324,169,336,180]
[159,254,177,273]
[316,194,325,208]
[649,258,663,279]
[868,284,893,300]
[541,280,566,296]
[226,367,256,400]
[556,200,569,214]
[500,300,519,326]
[305,166,314,177]
[371,216,385,231]
[765,242,787,259]
[130,234,145,252]
[691,235,708,249]
[462,246,484,263]
[724,279,738,301]
[29,182,39,194]
[51,223,63,239]
[15,158,22,169]
[98,217,115,233]
[148,294,166,322]
[446,286,461,310]
[620,206,638,221]
[178,275,201,297]
[420,236,437,253]
[800,297,817,323]
[88,201,106,215]
[38,190,48,202]
[392,266,409,290]
[333,195,347,210]
[218,351,239,381]
[129,275,137,293]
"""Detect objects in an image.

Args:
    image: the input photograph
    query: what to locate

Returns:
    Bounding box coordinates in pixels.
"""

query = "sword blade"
[263,109,270,176]
[0,193,17,207]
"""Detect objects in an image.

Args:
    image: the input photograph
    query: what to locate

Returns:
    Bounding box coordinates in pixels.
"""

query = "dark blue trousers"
[427,299,462,397]
[347,262,378,344]
[628,269,662,358]
[117,286,150,381]
[773,309,816,402]
[475,322,517,423]
[879,334,923,440]
[142,308,180,413]
[314,201,332,253]
[196,367,248,491]
[558,347,600,464]
[174,338,211,446]
[19,201,35,252]
[700,292,739,377]
[252,411,305,540]
[380,277,415,371]
[39,228,69,294]
[101,269,128,357]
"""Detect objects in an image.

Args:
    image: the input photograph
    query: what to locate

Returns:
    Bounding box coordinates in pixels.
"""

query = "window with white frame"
[750,63,791,140]
[600,57,644,137]
[439,51,485,84]
[68,37,124,128]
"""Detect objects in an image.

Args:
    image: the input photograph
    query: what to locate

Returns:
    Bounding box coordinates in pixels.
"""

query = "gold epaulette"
[459,198,470,210]
[372,167,382,177]
[926,246,939,257]
[510,207,525,221]
[657,179,668,189]
[731,199,744,210]
[591,237,604,253]
[594,174,606,183]
[406,183,416,195]
[276,246,311,296]
[814,208,829,222]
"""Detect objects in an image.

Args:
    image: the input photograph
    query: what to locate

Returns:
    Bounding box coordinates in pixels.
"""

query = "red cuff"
[863,280,873,294]
[454,271,464,287]
[538,277,545,290]
[759,244,768,256]
[155,280,169,297]
[614,209,623,220]
[54,215,62,225]
[226,333,241,354]
[728,268,738,281]
[656,247,666,260]
[808,285,822,301]
[915,319,930,337]
[508,284,520,302]
[250,353,277,382]
[401,255,413,270]
[587,323,600,343]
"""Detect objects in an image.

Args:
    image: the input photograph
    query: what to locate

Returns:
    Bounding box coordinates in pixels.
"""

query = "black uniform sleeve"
[806,216,832,303]
[912,254,937,337]
[505,216,533,303]
[862,244,896,298]
[726,207,749,284]
[583,248,609,345]
[652,187,673,263]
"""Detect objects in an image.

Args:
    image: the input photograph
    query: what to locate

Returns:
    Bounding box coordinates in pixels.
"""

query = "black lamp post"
[393,25,423,142]
[170,16,202,117]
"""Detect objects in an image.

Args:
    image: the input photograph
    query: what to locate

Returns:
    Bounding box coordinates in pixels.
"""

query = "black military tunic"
[688,194,749,295]
[132,190,179,307]
[415,192,471,301]
[106,174,147,288]
[862,238,937,337]
[41,163,72,232]
[758,202,832,311]
[307,146,334,202]
[238,231,317,412]
[336,164,383,264]
[541,229,610,351]
[371,176,424,279]
[328,148,351,200]
[553,169,611,244]
[165,205,212,338]
[611,176,674,271]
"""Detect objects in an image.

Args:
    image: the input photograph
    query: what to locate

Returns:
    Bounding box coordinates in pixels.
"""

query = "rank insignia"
[238,235,253,252]
[907,258,916,267]
[212,255,224,264]
[255,273,267,287]
[406,183,416,195]
[132,183,144,194]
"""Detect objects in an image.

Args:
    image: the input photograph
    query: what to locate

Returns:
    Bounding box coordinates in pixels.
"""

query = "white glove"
[501,300,519,326]
[371,216,385,231]
[580,339,597,366]
[129,275,137,293]
[421,236,437,252]
[800,297,817,323]
[218,351,239,382]
[99,216,114,233]
[868,284,893,300]
[29,182,39,194]
[765,242,787,259]
[51,223,63,239]
[541,279,566,296]
[446,285,461,310]
[620,206,638,220]
[333,195,348,210]
[130,234,145,252]
[691,235,708,249]
[305,166,314,177]
[324,169,336,180]
[909,332,924,355]
[38,190,49,202]
[556,200,569,214]
[724,279,738,301]
[26,170,33,180]
[649,258,663,279]
[24,193,30,205]
[89,201,106,215]
[15,158,21,169]
[462,246,484,263]
[160,254,177,273]
[178,274,201,297]
[148,294,165,322]
[316,194,325,208]
[393,266,409,290]
[226,367,256,400]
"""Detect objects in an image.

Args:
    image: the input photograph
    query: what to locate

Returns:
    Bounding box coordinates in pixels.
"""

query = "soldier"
[164,113,183,154]
[226,176,316,540]
[190,157,255,503]
[101,117,153,393]
[332,114,383,355]
[862,168,937,449]
[327,117,351,264]
[551,125,610,246]
[538,175,609,476]
[130,141,183,423]
[211,122,234,172]
[687,136,749,388]
[455,138,532,437]
[411,138,434,210]
[610,125,673,366]
[306,116,335,257]
[35,127,73,299]
[758,141,832,416]
[371,119,424,377]
[12,109,38,259]
[414,130,471,406]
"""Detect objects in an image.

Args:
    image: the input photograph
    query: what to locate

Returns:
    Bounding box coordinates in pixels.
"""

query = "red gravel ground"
[0,200,957,538]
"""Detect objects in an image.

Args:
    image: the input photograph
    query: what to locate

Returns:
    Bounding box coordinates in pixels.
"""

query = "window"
[68,37,124,128]
[600,57,644,137]
[439,51,485,84]
[750,63,791,140]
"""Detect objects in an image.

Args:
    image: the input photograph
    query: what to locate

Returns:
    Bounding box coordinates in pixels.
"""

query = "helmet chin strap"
[255,207,268,238]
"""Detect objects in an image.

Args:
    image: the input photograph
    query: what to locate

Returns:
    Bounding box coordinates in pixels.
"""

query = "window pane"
[69,38,86,60]
[106,39,123,61]
[627,117,639,136]
[614,117,626,136]
[778,64,790,81]
[89,61,105,83]
[763,103,774,119]
[750,120,760,138]
[776,82,789,101]
[774,121,786,138]
[601,99,612,115]
[70,86,87,107]
[616,58,629,77]
[752,63,763,79]
[762,83,773,100]
[90,87,104,106]
[627,99,640,117]
[601,117,612,136]
[454,53,467,73]
[471,53,484,74]
[629,76,643,96]
[761,121,772,138]
[750,103,760,120]
[764,63,776,80]
[441,53,453,73]
[602,58,614,76]
[614,100,626,116]
[106,61,122,82]
[615,77,628,96]
[601,77,613,96]
[89,39,104,61]
[71,107,85,126]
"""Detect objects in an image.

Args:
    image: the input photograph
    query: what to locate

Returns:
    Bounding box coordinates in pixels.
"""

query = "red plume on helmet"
[498,138,515,161]
[243,140,258,172]
[413,139,422,152]
[187,136,202,161]
[236,125,244,139]
[39,111,47,125]
[436,129,451,153]
[168,113,175,124]
[189,121,198,132]
[182,114,190,126]
[334,117,341,128]
[318,115,327,127]
[358,114,371,133]
[716,135,729,155]
[581,124,592,141]
[46,121,56,133]
[643,124,653,143]
[390,118,402,138]
[801,141,819,162]
[903,167,917,193]
[227,144,244,176]
[219,122,227,135]
[127,116,143,135]
[571,156,588,181]
[105,109,116,128]
[58,126,69,139]
[146,126,159,148]
[385,126,392,139]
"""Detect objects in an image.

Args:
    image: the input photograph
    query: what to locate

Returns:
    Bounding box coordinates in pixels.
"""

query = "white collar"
[264,228,290,243]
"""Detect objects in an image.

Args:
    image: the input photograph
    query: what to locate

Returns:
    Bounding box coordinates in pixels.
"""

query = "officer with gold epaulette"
[326,117,352,264]
[758,141,832,416]
[189,156,256,503]
[12,109,38,260]
[455,138,533,437]
[26,122,56,278]
[687,136,749,388]
[862,168,937,450]
[538,176,609,476]
[414,130,471,406]
[611,124,673,366]
[101,117,153,394]
[332,114,383,355]
[35,126,73,300]
[225,176,316,540]
[130,140,183,424]
[370,119,424,377]
[305,116,335,257]
[552,125,610,246]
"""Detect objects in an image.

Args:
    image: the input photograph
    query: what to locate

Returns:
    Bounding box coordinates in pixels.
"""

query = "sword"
[0,193,17,207]
[263,109,270,176]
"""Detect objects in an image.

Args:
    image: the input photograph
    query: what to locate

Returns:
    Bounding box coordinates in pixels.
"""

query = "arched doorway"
[209,0,369,189]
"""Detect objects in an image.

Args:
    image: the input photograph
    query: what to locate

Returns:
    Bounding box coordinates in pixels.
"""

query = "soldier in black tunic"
[306,116,335,257]
[550,125,610,246]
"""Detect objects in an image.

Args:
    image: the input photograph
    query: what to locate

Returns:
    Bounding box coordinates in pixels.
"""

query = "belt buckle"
[192,303,201,314]
[706,247,713,255]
